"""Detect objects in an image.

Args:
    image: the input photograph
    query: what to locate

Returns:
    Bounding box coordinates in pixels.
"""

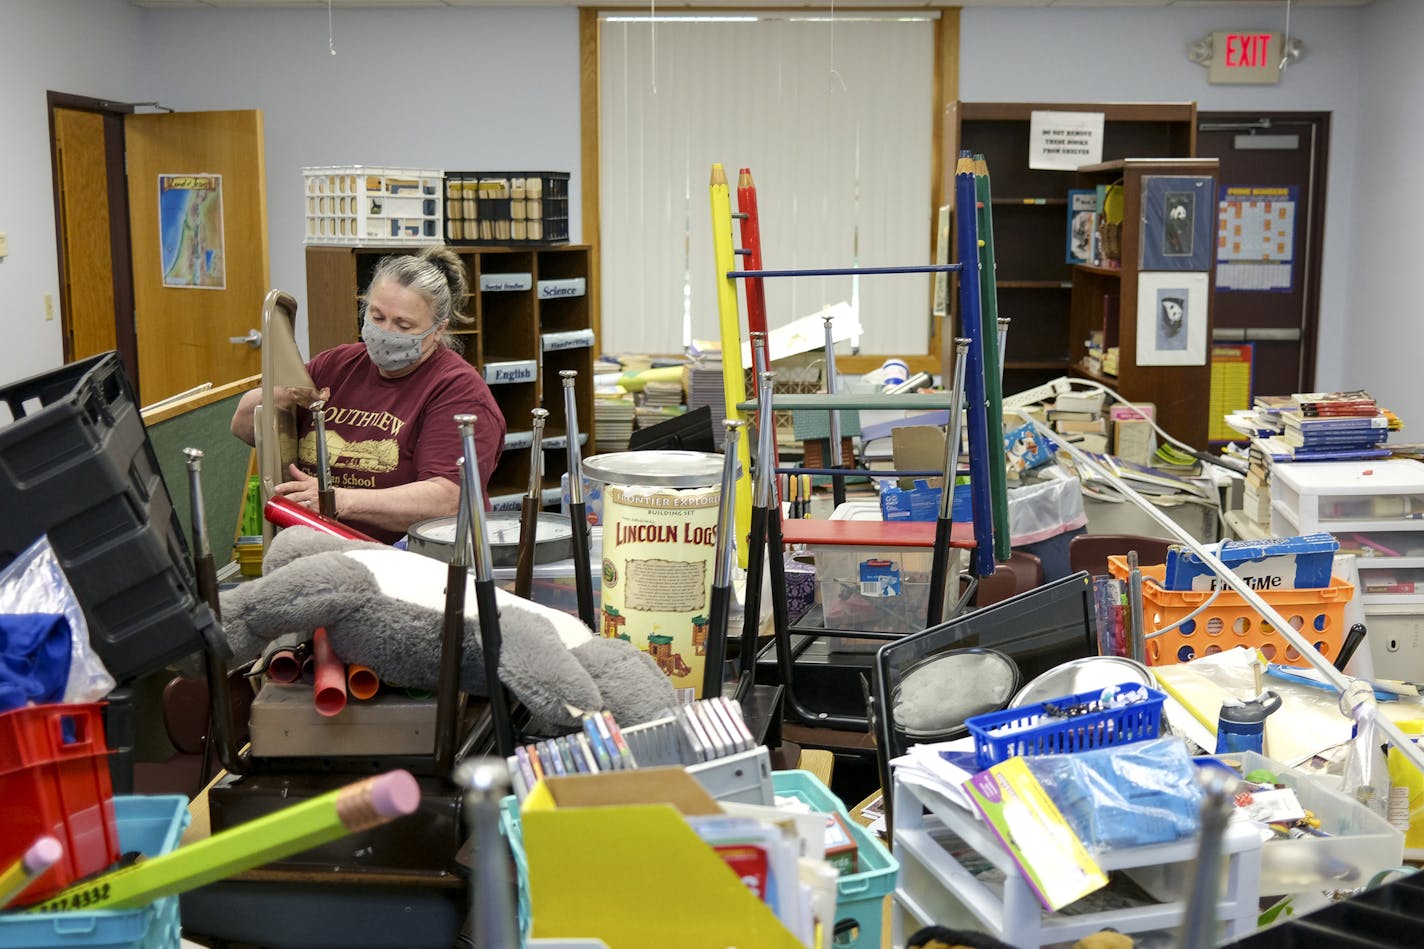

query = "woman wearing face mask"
[231,246,506,544]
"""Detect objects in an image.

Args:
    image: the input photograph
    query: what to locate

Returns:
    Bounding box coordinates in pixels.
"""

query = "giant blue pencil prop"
[974,156,1011,563]
[955,153,996,577]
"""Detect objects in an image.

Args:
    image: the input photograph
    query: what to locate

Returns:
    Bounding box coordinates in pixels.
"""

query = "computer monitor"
[871,571,1099,831]
[628,404,717,454]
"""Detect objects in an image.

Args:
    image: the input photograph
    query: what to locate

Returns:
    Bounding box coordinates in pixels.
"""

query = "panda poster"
[1136,271,1209,366]
[1140,175,1214,272]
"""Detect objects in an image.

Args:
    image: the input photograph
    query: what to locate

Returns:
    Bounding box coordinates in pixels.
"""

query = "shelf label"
[504,430,535,450]
[489,493,523,512]
[540,432,588,451]
[480,272,533,292]
[537,277,586,300]
[483,359,538,384]
[541,329,596,353]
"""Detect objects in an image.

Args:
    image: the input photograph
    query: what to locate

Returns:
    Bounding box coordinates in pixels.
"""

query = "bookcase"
[304,244,596,508]
[1067,158,1218,448]
[949,102,1197,398]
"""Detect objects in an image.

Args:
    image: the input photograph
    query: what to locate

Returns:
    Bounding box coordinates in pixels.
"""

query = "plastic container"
[0,703,119,905]
[302,165,443,246]
[813,545,934,637]
[1269,458,1424,535]
[444,171,570,244]
[498,770,897,949]
[1131,751,1402,900]
[1107,555,1353,668]
[0,795,189,948]
[0,352,214,682]
[965,682,1166,770]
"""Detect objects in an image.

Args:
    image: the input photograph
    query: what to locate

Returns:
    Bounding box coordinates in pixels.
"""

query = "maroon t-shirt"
[296,343,506,543]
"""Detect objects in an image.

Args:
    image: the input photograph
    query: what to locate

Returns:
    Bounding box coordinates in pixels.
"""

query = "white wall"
[960,4,1365,396]
[135,4,581,354]
[1352,0,1424,437]
[0,0,148,387]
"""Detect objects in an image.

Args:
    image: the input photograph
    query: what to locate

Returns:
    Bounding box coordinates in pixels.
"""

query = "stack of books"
[593,388,636,452]
[1242,442,1274,524]
[1255,389,1393,462]
[684,361,728,448]
[1047,390,1107,454]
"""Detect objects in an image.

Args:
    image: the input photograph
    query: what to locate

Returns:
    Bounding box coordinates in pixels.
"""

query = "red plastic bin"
[0,702,119,906]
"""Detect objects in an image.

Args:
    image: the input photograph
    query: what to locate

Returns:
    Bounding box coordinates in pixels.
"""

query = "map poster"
[159,173,226,289]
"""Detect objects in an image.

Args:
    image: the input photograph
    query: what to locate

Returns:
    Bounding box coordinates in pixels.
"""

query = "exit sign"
[1209,31,1282,84]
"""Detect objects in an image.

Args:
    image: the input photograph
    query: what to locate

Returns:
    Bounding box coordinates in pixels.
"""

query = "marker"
[27,771,419,914]
[0,836,63,909]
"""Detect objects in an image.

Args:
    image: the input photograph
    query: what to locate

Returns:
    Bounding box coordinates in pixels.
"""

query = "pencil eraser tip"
[25,836,63,872]
[371,770,421,818]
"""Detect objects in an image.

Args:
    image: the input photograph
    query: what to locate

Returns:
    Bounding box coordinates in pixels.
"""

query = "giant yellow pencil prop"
[28,770,419,914]
[0,836,62,909]
[709,164,753,568]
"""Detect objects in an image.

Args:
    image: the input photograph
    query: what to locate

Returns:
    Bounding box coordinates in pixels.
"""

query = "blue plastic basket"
[0,795,190,949]
[965,682,1166,770]
[500,771,897,949]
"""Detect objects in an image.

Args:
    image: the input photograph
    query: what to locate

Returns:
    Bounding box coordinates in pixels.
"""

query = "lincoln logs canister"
[582,451,724,699]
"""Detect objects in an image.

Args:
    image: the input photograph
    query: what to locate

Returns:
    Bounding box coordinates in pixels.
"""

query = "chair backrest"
[970,550,1044,607]
[1068,533,1174,578]
[161,673,255,755]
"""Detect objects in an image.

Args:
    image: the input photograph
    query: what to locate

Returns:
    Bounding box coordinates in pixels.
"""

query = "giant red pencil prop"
[264,495,379,542]
[737,169,768,399]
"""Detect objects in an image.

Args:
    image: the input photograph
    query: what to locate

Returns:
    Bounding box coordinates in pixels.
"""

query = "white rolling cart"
[890,774,1264,948]
[1270,458,1424,681]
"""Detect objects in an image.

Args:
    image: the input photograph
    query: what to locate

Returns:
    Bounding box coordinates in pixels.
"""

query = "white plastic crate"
[1269,458,1424,535]
[303,165,444,246]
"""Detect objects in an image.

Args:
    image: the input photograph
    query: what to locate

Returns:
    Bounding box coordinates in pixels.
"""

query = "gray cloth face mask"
[362,320,440,374]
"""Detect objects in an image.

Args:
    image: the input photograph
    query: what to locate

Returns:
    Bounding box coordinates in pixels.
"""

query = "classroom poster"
[1140,176,1215,271]
[1136,271,1209,366]
[1216,184,1298,292]
[1209,344,1254,442]
[1065,189,1099,265]
[159,173,226,289]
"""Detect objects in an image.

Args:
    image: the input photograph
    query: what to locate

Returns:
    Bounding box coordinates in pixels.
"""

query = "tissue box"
[1162,532,1339,592]
[880,480,970,522]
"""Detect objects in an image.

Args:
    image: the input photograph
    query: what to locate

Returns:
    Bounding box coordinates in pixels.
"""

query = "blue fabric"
[1025,737,1202,851]
[0,613,72,712]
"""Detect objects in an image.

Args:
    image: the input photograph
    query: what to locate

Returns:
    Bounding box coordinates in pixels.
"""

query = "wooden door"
[1197,113,1329,397]
[53,108,118,362]
[124,110,269,404]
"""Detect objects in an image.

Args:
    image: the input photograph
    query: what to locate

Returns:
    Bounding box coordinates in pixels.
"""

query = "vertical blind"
[599,14,936,356]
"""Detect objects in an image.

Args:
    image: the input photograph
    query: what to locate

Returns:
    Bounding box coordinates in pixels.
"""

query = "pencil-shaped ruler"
[709,163,753,569]
[27,771,419,914]
[0,836,62,909]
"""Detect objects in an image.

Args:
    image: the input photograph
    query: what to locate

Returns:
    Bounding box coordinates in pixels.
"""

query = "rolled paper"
[266,648,301,684]
[263,495,379,542]
[347,664,380,701]
[0,835,63,909]
[28,771,420,913]
[312,627,347,717]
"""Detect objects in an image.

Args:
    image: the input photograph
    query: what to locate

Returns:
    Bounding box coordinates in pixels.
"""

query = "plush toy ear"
[262,525,386,575]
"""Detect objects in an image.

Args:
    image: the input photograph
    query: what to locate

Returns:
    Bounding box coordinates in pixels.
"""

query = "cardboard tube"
[347,664,380,701]
[266,649,301,684]
[312,627,347,717]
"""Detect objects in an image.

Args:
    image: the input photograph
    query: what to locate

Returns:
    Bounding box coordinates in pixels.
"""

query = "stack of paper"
[685,361,729,448]
[594,390,636,453]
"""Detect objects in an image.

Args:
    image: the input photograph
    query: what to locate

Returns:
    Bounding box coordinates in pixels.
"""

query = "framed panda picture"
[1140,176,1214,271]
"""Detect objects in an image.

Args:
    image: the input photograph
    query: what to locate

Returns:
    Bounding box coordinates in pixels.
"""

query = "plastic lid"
[582,450,724,488]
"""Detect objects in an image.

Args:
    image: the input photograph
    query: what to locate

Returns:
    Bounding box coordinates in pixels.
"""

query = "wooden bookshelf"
[948,102,1197,398]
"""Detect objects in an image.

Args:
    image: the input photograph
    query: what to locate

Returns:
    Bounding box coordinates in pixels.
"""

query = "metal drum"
[1010,655,1154,709]
[407,512,574,567]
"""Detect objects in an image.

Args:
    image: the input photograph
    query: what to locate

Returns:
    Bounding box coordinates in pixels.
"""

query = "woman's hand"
[273,463,323,511]
[276,385,331,411]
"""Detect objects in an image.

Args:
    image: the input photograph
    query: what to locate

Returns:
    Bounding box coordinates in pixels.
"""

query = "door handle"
[229,329,263,349]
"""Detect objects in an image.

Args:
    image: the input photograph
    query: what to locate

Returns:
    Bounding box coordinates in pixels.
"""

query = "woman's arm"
[273,464,460,536]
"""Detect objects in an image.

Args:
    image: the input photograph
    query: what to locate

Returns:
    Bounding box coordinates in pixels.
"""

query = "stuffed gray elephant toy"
[217,526,675,730]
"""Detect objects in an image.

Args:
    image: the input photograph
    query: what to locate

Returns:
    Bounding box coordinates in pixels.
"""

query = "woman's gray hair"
[365,246,472,350]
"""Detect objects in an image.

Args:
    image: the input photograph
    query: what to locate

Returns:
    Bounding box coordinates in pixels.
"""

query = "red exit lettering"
[1225,33,1272,68]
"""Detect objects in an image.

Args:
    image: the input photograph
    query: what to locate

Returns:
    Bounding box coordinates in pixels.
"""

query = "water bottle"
[1214,691,1282,755]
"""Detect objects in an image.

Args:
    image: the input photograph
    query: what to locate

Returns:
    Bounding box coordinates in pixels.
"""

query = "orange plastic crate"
[1107,555,1354,667]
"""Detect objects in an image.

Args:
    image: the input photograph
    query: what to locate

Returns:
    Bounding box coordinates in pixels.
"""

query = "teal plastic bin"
[0,795,190,949]
[498,770,897,949]
[772,770,898,949]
